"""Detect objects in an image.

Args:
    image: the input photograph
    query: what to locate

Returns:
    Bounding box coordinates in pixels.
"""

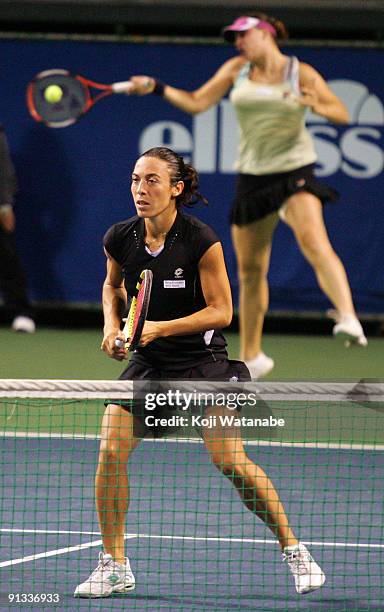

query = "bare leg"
[95,404,143,563]
[231,213,279,361]
[202,407,298,549]
[283,192,356,315]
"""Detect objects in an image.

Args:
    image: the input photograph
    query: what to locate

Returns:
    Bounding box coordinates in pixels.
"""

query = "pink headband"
[222,16,276,42]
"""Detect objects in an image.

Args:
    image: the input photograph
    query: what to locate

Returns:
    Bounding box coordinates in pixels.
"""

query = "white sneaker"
[282,543,326,594]
[328,310,367,347]
[74,551,135,598]
[11,316,36,333]
[245,352,274,379]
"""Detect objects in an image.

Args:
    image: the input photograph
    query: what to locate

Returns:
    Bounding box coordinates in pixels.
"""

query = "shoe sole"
[74,584,135,598]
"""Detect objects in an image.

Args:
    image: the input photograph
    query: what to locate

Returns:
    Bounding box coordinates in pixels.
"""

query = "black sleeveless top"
[103,211,228,369]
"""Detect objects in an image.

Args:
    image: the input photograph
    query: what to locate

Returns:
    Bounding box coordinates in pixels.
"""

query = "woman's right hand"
[128,76,156,96]
[101,330,128,361]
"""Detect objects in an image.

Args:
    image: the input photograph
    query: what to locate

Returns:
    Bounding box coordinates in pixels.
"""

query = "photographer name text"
[144,414,285,428]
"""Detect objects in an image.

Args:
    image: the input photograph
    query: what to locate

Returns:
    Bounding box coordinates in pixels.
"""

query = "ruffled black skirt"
[230,164,339,226]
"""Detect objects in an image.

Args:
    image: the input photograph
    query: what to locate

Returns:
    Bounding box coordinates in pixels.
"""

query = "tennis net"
[0,379,383,611]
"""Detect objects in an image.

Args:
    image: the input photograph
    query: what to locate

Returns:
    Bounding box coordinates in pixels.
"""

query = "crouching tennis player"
[74,147,325,598]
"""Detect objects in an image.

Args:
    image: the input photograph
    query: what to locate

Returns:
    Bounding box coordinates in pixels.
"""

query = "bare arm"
[129,56,245,115]
[139,242,233,346]
[101,249,128,360]
[299,63,349,124]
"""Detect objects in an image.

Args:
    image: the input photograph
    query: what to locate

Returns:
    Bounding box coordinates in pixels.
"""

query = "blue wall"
[3,38,384,312]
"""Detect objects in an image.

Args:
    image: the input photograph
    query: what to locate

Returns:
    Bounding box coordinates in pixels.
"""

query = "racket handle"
[111,80,134,94]
[115,338,125,348]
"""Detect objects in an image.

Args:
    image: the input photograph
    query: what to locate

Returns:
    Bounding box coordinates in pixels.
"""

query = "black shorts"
[110,357,251,438]
[230,164,339,226]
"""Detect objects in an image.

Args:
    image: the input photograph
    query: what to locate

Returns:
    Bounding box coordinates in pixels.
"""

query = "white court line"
[1,528,383,568]
[1,431,383,450]
[0,538,104,568]
[0,528,101,535]
[0,535,137,568]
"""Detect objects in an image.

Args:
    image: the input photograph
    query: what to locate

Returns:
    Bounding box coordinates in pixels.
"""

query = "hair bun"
[140,147,208,208]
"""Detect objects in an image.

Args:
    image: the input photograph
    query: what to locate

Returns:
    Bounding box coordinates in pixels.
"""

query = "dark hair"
[249,11,289,42]
[139,147,208,208]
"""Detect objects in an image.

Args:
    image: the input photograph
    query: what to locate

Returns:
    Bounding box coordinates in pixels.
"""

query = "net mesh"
[0,379,383,611]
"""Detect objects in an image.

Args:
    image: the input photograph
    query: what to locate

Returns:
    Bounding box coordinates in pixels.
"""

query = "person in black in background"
[0,127,35,332]
[74,147,325,599]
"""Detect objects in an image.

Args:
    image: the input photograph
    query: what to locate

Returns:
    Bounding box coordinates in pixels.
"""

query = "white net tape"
[0,379,382,401]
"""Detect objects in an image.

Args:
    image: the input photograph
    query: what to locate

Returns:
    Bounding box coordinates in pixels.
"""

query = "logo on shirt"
[174,268,184,278]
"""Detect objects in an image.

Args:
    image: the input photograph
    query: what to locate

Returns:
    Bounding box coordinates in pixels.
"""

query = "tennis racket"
[26,69,134,128]
[115,269,153,352]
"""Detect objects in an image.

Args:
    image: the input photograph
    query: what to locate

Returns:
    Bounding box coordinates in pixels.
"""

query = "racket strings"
[27,71,112,127]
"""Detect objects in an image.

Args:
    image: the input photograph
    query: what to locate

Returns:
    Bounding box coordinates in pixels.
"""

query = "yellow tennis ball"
[44,84,63,103]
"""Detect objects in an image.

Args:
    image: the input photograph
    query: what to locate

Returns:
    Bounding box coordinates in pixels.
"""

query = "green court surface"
[1,326,383,449]
[0,327,382,380]
[2,395,383,447]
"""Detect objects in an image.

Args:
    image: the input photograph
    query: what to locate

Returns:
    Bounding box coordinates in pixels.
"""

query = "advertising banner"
[2,38,383,312]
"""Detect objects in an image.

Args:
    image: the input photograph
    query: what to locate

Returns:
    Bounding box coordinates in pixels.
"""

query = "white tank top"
[230,56,317,175]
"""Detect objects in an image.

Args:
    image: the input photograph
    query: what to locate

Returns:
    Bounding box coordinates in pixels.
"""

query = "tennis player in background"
[75,147,325,598]
[126,11,367,379]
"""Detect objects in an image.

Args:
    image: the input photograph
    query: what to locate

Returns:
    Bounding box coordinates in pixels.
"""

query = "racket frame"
[116,269,153,352]
[27,68,133,127]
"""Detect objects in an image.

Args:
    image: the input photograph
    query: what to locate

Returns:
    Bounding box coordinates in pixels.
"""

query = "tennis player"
[74,147,325,598]
[126,11,367,379]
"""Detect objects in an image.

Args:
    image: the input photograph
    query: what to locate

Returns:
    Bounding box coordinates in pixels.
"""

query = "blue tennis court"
[1,434,383,612]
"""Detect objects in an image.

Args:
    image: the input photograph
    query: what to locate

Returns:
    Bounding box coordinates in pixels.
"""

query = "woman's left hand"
[298,82,320,112]
[297,64,349,124]
[138,320,164,346]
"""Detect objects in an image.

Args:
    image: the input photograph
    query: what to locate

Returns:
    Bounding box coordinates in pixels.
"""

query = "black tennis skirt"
[230,164,339,226]
[107,357,251,438]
